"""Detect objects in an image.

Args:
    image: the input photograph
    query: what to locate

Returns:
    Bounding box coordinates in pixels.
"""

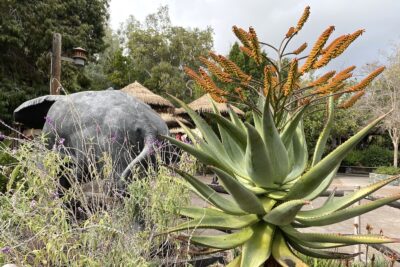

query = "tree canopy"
[0,0,109,126]
[95,6,214,102]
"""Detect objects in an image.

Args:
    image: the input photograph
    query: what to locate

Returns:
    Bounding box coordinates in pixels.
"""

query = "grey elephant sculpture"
[14,90,169,190]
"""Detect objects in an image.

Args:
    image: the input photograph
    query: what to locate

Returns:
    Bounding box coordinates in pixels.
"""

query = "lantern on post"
[72,47,87,66]
[50,33,88,95]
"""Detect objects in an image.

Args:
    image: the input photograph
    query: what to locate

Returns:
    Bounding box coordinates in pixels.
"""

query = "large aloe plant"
[162,6,399,267]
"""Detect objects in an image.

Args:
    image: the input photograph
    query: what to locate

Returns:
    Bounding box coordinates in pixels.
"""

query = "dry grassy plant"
[0,133,192,266]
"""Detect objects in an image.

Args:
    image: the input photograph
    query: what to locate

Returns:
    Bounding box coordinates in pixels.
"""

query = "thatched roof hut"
[175,93,244,117]
[121,81,174,113]
[160,113,192,129]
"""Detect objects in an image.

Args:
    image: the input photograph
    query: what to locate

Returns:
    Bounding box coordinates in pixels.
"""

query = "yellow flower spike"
[308,71,336,87]
[199,56,233,83]
[300,26,335,74]
[292,42,308,55]
[184,67,210,92]
[296,6,311,32]
[338,90,366,109]
[283,59,298,96]
[198,68,229,99]
[348,66,385,92]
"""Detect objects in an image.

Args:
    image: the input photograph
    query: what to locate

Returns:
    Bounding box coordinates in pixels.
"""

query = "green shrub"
[375,166,400,175]
[342,145,394,167]
[360,145,393,167]
[342,150,363,166]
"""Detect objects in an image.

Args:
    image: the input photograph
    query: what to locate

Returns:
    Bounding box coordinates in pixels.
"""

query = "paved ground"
[190,173,400,265]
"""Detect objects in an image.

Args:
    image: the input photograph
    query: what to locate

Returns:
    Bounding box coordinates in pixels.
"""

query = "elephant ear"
[14,95,65,129]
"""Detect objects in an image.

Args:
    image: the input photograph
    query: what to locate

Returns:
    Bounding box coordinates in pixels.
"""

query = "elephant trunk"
[120,134,156,180]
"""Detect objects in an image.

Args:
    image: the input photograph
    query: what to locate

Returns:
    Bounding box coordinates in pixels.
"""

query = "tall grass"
[0,136,191,266]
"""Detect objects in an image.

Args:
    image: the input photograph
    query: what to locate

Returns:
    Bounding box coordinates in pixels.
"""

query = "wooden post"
[50,33,62,95]
[353,186,362,262]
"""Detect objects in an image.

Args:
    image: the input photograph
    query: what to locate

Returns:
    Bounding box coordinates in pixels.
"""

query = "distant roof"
[175,93,244,116]
[120,81,174,108]
[160,113,192,128]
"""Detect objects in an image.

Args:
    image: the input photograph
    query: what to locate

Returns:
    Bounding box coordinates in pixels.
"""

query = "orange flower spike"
[232,26,253,48]
[337,65,356,75]
[283,59,298,96]
[249,27,262,64]
[292,42,308,55]
[234,87,246,101]
[263,65,272,96]
[199,56,232,83]
[240,46,255,58]
[184,67,210,92]
[296,6,310,32]
[336,29,365,55]
[339,90,365,109]
[308,70,336,87]
[286,27,295,38]
[300,26,335,73]
[313,35,349,69]
[348,66,385,92]
[199,68,228,96]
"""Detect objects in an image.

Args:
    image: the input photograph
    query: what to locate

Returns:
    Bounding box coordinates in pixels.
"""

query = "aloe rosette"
[162,95,399,267]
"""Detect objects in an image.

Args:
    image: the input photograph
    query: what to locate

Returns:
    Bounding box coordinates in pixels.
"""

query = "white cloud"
[109,0,400,70]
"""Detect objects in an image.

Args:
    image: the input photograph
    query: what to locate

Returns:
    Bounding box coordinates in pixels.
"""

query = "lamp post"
[50,33,88,95]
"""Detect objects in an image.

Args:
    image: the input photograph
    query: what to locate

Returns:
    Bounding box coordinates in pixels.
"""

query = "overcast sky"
[109,0,400,72]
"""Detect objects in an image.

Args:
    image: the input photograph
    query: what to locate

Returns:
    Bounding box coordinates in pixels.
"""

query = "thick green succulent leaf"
[289,240,360,259]
[286,112,388,200]
[262,100,290,183]
[169,95,227,157]
[162,136,218,166]
[179,207,226,219]
[272,230,307,267]
[282,225,398,244]
[176,120,201,147]
[298,174,400,218]
[188,227,254,249]
[211,167,266,215]
[297,194,400,226]
[281,106,308,149]
[241,222,275,267]
[253,110,263,133]
[311,95,334,167]
[286,236,346,249]
[263,200,309,225]
[228,105,246,132]
[226,255,241,267]
[302,165,339,200]
[170,167,246,215]
[167,214,259,233]
[244,123,276,188]
[205,113,246,151]
[284,122,308,183]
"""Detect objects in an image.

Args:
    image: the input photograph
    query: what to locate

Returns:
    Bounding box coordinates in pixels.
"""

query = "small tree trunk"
[394,138,399,168]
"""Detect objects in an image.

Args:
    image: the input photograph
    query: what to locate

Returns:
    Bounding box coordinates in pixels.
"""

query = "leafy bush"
[342,145,394,167]
[342,150,364,166]
[361,145,393,167]
[375,166,400,175]
[0,138,191,266]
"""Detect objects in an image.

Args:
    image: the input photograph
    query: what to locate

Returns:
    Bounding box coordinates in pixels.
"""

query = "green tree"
[0,0,109,127]
[102,6,213,101]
